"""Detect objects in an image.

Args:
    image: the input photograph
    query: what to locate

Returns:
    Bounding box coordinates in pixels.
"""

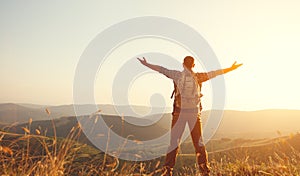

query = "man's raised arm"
[137,57,161,72]
[198,61,243,82]
[137,57,181,80]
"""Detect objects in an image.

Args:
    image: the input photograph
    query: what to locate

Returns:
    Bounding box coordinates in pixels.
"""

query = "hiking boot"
[161,166,173,176]
[199,164,210,176]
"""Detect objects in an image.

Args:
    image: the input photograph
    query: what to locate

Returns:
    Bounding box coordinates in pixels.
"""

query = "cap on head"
[183,56,195,69]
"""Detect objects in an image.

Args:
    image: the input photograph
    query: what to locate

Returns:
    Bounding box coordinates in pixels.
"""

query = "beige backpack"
[171,70,202,109]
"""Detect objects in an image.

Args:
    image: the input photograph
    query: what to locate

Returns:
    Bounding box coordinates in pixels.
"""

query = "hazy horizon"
[2,102,300,112]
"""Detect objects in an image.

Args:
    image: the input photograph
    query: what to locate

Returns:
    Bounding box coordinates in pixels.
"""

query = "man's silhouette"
[137,56,242,176]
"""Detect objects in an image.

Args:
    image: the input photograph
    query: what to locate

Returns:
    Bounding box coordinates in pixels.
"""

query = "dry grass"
[1,111,300,175]
[0,120,82,175]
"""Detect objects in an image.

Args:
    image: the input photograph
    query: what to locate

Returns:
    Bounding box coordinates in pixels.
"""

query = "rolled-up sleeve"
[196,70,221,82]
[158,66,181,80]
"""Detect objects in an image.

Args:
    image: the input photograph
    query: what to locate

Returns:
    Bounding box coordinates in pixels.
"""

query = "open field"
[1,122,300,175]
[1,105,300,175]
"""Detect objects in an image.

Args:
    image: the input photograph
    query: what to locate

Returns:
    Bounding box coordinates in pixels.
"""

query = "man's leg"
[163,113,186,175]
[187,114,210,175]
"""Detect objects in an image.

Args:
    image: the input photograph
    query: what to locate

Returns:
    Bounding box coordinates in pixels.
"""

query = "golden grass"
[0,110,300,175]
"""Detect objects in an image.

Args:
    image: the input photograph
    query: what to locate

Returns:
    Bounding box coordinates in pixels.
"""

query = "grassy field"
[1,112,300,176]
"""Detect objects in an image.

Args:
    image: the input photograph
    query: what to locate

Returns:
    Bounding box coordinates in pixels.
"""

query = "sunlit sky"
[1,0,300,111]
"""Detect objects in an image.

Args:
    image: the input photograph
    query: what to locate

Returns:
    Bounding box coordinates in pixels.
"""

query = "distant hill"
[7,113,300,159]
[0,103,172,124]
[3,111,300,163]
[1,103,300,139]
[7,115,168,145]
[19,103,47,109]
[213,109,300,139]
[0,103,50,125]
[146,110,300,139]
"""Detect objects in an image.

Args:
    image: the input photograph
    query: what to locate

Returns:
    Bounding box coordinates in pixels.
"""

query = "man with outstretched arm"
[137,56,242,176]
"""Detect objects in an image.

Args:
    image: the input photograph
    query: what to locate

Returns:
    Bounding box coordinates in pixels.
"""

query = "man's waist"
[173,106,200,113]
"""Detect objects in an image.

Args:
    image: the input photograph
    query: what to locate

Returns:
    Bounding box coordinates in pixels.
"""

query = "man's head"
[183,56,195,70]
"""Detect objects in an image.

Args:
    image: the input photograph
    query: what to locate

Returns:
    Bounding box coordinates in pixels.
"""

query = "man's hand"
[137,57,148,66]
[230,61,243,71]
[220,61,243,74]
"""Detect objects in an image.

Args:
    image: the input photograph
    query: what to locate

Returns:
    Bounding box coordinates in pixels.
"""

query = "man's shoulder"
[157,67,181,80]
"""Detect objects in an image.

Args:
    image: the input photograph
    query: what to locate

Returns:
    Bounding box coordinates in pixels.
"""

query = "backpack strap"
[170,90,175,99]
[170,81,176,99]
[170,73,186,99]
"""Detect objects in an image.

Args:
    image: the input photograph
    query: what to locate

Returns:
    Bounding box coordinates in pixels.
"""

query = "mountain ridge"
[1,103,300,139]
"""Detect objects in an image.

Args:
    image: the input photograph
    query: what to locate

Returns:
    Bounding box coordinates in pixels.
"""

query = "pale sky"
[1,0,300,110]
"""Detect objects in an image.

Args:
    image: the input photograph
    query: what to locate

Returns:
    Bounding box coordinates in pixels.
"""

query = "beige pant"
[164,112,208,168]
